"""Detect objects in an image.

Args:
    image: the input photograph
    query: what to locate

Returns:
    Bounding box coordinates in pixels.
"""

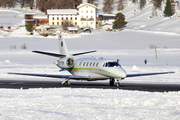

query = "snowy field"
[0,30,180,119]
[0,7,180,120]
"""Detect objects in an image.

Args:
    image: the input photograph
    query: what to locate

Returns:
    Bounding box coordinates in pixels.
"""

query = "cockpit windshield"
[104,62,121,67]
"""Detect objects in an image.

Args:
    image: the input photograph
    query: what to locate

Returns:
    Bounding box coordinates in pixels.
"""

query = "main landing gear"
[109,78,120,87]
[62,78,70,86]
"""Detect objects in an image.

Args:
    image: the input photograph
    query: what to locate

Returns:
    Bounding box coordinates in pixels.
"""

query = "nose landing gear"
[109,78,120,87]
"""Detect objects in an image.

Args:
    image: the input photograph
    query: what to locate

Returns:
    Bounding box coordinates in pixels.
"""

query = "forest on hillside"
[0,0,178,17]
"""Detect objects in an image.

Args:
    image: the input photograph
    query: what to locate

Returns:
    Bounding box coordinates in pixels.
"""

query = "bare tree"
[103,0,114,14]
[44,0,56,13]
[117,0,125,11]
[2,0,6,8]
[140,0,146,11]
[29,0,33,9]
[20,0,25,8]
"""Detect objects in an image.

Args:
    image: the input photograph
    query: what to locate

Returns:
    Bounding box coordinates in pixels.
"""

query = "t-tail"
[32,33,97,58]
[58,33,70,58]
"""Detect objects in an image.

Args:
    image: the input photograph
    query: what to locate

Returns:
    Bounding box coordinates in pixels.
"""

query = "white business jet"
[8,33,175,87]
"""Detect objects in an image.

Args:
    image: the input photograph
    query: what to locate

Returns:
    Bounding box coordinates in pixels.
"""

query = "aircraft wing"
[126,71,175,77]
[7,72,90,80]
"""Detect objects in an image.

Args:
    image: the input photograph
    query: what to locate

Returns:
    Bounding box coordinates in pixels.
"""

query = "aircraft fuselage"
[65,58,127,80]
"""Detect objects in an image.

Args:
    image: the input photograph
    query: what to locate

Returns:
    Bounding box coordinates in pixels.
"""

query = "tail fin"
[58,33,70,57]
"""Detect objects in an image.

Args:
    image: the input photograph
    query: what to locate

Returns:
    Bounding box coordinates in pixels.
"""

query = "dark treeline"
[0,0,82,13]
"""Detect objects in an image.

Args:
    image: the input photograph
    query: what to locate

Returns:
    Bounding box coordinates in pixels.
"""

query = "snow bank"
[0,88,180,120]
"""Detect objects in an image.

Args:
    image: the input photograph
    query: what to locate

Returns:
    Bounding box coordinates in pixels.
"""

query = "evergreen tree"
[113,12,128,28]
[140,0,146,11]
[25,21,35,32]
[103,0,114,14]
[164,0,175,17]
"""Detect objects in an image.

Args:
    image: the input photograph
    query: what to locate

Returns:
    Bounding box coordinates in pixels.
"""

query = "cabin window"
[96,63,99,67]
[103,63,105,67]
[83,62,86,66]
[89,62,92,66]
[86,62,89,66]
[105,62,121,67]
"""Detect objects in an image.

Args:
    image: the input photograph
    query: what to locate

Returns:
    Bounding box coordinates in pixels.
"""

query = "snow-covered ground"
[0,5,180,120]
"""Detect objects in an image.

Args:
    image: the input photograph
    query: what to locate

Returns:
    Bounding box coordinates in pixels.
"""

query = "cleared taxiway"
[0,79,180,92]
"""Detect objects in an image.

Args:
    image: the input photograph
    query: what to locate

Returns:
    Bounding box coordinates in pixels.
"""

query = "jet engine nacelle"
[57,57,74,69]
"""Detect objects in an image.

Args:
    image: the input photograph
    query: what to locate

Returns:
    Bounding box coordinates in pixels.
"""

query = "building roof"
[33,15,48,19]
[100,14,116,16]
[77,3,97,9]
[25,13,36,15]
[47,9,78,15]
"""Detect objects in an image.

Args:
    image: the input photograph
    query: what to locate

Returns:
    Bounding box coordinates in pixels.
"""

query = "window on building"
[75,17,77,20]
[75,22,77,25]
[91,10,93,13]
[62,17,63,20]
[52,22,54,25]
[62,22,63,25]
[57,22,59,25]
[86,11,88,13]
[52,17,54,20]
[86,6,88,8]
[66,17,68,20]
[70,17,72,20]
[86,16,88,19]
[57,17,59,20]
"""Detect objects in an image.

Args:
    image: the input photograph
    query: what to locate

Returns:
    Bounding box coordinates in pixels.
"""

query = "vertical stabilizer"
[58,33,70,57]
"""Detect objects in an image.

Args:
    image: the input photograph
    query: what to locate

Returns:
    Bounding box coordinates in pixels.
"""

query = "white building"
[47,3,96,30]
[77,3,96,29]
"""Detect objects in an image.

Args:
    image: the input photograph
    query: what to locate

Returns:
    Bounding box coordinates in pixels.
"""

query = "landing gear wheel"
[115,79,120,87]
[62,79,70,86]
[109,79,114,86]
[65,81,69,86]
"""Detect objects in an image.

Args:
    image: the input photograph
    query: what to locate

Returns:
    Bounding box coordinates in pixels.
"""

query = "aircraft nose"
[121,69,127,78]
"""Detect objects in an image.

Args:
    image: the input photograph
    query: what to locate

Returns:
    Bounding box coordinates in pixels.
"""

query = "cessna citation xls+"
[8,33,175,87]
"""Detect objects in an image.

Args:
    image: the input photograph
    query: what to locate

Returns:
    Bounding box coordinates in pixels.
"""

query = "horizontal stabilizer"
[126,71,175,77]
[72,50,97,56]
[32,51,66,58]
[8,72,90,80]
